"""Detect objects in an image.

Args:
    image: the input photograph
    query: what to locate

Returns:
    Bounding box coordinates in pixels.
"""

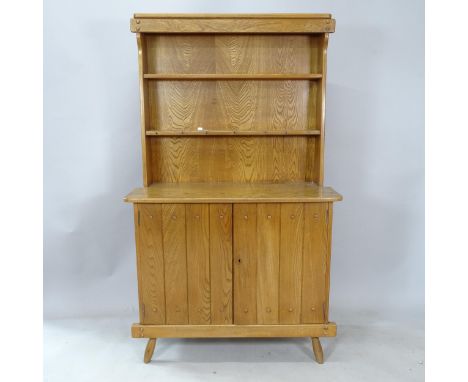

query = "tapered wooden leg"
[311,337,324,364]
[144,338,157,363]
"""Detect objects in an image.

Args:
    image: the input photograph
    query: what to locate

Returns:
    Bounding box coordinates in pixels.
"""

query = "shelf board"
[124,182,342,204]
[143,73,322,80]
[146,130,320,136]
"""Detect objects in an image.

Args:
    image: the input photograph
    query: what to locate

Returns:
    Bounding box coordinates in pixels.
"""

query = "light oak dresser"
[124,13,342,364]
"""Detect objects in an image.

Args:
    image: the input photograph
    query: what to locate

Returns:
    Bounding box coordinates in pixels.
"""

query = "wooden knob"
[220,215,224,219]
[267,215,272,219]
[244,215,248,220]
[172,215,176,220]
[290,215,295,219]
[244,308,248,313]
[288,308,293,312]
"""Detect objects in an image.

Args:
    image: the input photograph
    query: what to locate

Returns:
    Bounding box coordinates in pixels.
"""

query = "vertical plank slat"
[233,204,257,324]
[186,204,211,324]
[136,204,166,324]
[162,204,188,324]
[210,204,233,324]
[279,203,304,324]
[301,203,328,323]
[256,203,280,324]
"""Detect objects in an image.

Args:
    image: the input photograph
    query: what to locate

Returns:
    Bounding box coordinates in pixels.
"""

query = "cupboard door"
[135,204,166,324]
[233,202,330,325]
[210,204,233,324]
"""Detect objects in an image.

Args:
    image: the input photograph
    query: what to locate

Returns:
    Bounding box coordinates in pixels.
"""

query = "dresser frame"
[125,13,341,364]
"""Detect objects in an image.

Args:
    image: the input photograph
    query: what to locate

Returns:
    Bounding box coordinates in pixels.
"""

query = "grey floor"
[44,310,424,382]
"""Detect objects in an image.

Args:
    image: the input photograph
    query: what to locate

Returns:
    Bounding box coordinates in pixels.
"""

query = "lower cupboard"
[133,202,333,327]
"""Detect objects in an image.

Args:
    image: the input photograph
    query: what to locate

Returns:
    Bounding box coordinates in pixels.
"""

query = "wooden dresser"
[125,13,342,364]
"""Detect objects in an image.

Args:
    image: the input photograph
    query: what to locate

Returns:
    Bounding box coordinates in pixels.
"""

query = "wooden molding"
[130,16,335,34]
[132,323,337,338]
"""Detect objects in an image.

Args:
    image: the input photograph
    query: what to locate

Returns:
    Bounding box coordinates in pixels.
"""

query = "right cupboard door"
[233,203,331,325]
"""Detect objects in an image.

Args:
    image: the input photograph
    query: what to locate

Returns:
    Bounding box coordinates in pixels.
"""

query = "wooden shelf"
[143,73,322,80]
[124,182,342,203]
[146,130,320,136]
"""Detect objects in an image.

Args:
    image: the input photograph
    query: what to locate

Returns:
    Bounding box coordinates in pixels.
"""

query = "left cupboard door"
[134,203,233,325]
[134,204,166,324]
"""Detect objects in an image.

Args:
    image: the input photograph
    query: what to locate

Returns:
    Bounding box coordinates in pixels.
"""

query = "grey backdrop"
[44,0,424,319]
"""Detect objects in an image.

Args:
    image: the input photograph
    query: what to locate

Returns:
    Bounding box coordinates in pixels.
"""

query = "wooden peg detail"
[311,337,324,364]
[144,338,157,363]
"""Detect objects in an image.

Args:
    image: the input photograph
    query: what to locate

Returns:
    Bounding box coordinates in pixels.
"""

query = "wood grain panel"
[136,204,165,324]
[210,204,233,324]
[162,204,188,324]
[149,80,310,132]
[301,203,328,323]
[279,203,304,324]
[147,35,313,74]
[186,204,211,324]
[233,204,257,324]
[147,35,215,74]
[149,80,217,131]
[150,136,308,183]
[256,203,280,324]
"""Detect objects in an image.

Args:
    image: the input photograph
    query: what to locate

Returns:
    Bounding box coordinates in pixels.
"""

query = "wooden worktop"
[125,182,342,204]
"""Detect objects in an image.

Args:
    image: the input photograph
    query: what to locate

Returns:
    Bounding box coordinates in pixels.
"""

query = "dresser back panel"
[148,80,318,132]
[150,136,317,183]
[145,34,322,74]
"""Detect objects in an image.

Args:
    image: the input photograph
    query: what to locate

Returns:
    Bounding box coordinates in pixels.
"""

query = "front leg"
[144,338,157,363]
[311,337,324,364]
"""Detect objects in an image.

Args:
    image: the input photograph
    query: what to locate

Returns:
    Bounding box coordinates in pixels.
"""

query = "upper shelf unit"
[132,15,333,186]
